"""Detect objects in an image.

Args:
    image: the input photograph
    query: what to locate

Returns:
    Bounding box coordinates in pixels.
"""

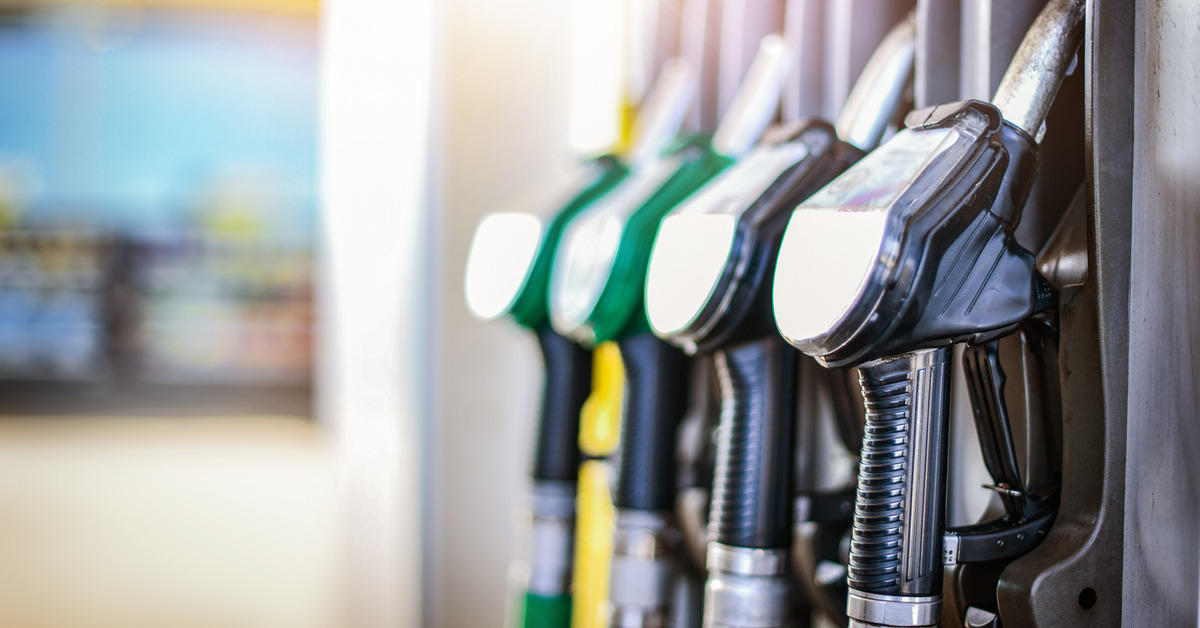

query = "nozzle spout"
[991,0,1085,141]
[711,34,791,158]
[834,13,917,152]
[626,58,697,169]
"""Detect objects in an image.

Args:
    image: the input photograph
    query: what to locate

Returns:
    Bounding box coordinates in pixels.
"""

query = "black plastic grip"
[532,328,592,482]
[709,336,799,549]
[848,348,951,597]
[614,332,690,511]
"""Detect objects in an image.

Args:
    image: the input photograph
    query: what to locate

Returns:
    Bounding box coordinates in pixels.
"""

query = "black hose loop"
[614,333,690,511]
[533,328,591,482]
[709,337,798,549]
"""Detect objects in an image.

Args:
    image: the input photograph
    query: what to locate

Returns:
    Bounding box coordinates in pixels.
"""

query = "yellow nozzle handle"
[580,341,625,457]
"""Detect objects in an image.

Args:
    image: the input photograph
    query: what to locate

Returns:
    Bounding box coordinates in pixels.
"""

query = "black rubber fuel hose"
[614,332,690,511]
[709,336,799,549]
[532,327,592,482]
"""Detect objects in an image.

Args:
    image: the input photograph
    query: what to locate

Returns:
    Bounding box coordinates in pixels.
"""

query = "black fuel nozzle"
[771,1,1083,626]
[644,14,917,628]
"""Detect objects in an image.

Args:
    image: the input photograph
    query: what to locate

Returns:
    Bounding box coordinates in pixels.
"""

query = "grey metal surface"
[782,0,827,122]
[609,510,674,627]
[703,570,790,628]
[822,0,914,122]
[527,481,577,596]
[845,591,940,627]
[1037,187,1089,291]
[897,348,951,596]
[913,0,960,108]
[703,545,789,627]
[991,0,1085,140]
[610,603,670,628]
[958,0,1045,100]
[679,0,723,132]
[716,0,786,119]
[670,572,705,628]
[652,0,686,94]
[613,510,672,559]
[1122,0,1200,624]
[710,34,791,157]
[707,544,787,577]
[992,0,1134,625]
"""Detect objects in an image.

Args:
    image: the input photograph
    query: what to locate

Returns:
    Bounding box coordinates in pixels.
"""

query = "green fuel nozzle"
[547,35,793,628]
[549,36,792,347]
[464,56,702,628]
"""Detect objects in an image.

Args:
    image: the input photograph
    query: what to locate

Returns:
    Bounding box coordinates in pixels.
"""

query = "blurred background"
[0,0,316,413]
[0,0,567,625]
[0,0,336,626]
[0,0,934,626]
[3,1,1192,628]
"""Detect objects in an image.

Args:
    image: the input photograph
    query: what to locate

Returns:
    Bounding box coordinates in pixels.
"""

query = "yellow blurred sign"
[20,0,319,18]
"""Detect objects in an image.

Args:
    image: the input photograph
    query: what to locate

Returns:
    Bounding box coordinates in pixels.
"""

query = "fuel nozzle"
[771,1,1084,627]
[462,98,625,628]
[774,0,1085,368]
[464,55,701,628]
[646,14,916,355]
[834,13,916,153]
[547,35,793,628]
[641,15,917,628]
[991,0,1085,141]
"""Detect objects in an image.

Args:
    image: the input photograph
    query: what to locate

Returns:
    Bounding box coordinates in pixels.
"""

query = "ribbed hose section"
[709,337,798,549]
[848,365,909,593]
[615,333,690,511]
[848,348,951,598]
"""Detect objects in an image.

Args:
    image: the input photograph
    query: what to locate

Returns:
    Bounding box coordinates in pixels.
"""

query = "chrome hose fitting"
[528,481,576,597]
[703,543,790,628]
[607,510,674,628]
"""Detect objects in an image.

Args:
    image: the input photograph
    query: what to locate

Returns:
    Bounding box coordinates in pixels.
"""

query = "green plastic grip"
[584,138,735,343]
[520,592,572,628]
[510,160,629,330]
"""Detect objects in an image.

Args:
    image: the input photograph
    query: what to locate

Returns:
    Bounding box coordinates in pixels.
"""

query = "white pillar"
[318,1,434,626]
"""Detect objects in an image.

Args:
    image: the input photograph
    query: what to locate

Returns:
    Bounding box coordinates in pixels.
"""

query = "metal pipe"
[834,13,917,152]
[991,0,1085,141]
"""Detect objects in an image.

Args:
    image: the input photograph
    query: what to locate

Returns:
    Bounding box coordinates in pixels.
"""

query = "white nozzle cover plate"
[645,140,810,338]
[465,213,544,320]
[773,126,954,345]
[645,213,737,337]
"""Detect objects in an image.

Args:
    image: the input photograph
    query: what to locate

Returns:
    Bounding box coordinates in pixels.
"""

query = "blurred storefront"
[0,0,316,415]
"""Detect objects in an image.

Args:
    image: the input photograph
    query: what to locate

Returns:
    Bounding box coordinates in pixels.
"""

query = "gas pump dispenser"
[465,161,624,628]
[643,14,915,628]
[771,1,1083,626]
[464,59,697,628]
[549,36,791,628]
